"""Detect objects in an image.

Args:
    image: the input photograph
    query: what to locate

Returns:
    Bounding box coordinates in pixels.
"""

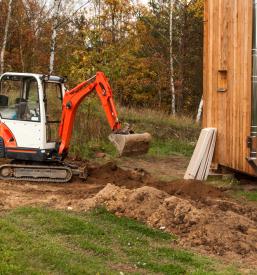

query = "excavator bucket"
[109,132,152,156]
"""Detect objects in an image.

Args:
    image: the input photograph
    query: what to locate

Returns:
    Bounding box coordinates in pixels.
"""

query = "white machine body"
[0,72,66,160]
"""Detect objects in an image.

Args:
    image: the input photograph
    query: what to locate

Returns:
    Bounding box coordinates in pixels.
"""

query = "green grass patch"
[149,138,195,157]
[70,138,117,159]
[70,138,195,159]
[206,179,257,205]
[68,99,199,159]
[118,106,200,143]
[118,105,199,133]
[0,207,239,274]
[233,190,257,202]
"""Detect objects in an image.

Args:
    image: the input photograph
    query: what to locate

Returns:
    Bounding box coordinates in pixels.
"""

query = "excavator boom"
[58,71,151,158]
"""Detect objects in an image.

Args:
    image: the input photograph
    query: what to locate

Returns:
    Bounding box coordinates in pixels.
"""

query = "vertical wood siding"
[203,0,255,175]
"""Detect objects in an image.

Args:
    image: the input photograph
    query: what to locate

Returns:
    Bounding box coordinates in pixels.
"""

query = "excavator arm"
[58,72,121,156]
[58,71,151,158]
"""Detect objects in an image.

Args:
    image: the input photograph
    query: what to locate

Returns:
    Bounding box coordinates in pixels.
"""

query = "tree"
[169,0,176,115]
[196,96,203,122]
[0,0,204,116]
[49,0,62,74]
[0,0,13,74]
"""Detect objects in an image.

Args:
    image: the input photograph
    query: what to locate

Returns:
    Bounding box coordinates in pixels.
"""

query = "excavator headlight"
[62,76,68,83]
[42,75,50,81]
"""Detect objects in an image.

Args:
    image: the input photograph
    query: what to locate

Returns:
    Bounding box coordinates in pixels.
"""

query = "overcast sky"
[74,0,149,8]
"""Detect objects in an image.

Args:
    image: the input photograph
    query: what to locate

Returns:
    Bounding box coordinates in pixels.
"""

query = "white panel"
[184,128,217,180]
[2,120,42,148]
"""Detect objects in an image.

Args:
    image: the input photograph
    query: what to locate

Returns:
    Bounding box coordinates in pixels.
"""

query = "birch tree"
[0,0,13,74]
[196,96,203,123]
[49,0,62,74]
[169,0,176,115]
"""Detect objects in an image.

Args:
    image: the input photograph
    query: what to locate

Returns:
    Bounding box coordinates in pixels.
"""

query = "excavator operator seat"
[0,95,8,107]
[15,98,29,120]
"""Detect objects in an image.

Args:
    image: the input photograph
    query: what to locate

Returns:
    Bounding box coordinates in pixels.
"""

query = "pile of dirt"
[0,160,256,267]
[148,179,224,201]
[86,162,151,187]
[0,161,226,210]
[0,165,223,222]
[86,162,224,201]
[83,183,257,266]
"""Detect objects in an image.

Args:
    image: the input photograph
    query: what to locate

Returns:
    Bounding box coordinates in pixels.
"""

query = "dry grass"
[119,105,198,129]
[69,98,200,159]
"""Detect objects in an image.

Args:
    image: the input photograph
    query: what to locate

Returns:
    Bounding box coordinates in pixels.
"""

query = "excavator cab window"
[43,81,62,142]
[0,75,40,121]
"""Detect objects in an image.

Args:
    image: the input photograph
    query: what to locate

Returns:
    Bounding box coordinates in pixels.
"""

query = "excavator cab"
[0,73,67,161]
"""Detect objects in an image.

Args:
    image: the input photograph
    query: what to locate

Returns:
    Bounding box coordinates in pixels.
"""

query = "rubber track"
[0,164,73,183]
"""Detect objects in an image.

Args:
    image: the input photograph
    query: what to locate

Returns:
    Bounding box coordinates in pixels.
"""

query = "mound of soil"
[87,162,224,201]
[0,160,256,267]
[148,179,224,201]
[84,183,257,266]
[87,162,151,187]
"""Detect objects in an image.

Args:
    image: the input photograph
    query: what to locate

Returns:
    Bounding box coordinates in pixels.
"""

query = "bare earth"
[0,158,257,269]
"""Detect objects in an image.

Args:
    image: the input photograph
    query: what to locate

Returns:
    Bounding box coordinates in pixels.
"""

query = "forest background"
[0,0,204,116]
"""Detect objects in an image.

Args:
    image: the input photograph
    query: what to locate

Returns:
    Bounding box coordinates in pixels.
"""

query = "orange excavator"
[0,71,151,182]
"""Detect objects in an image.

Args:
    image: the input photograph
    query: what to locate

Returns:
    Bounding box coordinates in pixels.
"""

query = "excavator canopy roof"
[0,72,66,83]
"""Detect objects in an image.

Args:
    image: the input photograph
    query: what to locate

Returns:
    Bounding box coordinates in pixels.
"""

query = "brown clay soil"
[0,160,257,268]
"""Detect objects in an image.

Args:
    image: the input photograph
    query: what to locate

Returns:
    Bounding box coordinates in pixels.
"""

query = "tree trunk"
[169,0,176,115]
[18,28,25,72]
[178,4,187,113]
[49,0,62,75]
[196,96,203,123]
[0,0,13,74]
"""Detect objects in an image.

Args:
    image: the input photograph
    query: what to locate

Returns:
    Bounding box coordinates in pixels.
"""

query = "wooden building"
[202,0,257,175]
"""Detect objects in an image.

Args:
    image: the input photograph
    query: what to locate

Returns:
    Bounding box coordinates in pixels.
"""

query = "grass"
[149,139,195,157]
[0,207,239,275]
[239,190,257,201]
[71,138,195,159]
[233,190,257,202]
[206,177,257,204]
[69,98,200,159]
[118,105,199,138]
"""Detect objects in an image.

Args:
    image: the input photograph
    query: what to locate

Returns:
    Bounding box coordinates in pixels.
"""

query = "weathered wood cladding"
[203,0,255,175]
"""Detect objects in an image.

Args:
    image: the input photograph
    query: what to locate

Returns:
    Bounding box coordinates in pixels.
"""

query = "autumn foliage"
[0,0,203,115]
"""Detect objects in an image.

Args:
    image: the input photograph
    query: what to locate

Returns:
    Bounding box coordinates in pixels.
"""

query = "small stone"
[95,152,106,158]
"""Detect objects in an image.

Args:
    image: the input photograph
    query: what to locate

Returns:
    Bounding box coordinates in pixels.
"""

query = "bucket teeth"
[109,132,151,156]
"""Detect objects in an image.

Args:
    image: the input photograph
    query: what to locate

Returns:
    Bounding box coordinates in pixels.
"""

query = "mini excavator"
[0,72,151,182]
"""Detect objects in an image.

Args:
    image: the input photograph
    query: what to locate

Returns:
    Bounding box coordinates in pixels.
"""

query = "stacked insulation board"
[184,128,217,180]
